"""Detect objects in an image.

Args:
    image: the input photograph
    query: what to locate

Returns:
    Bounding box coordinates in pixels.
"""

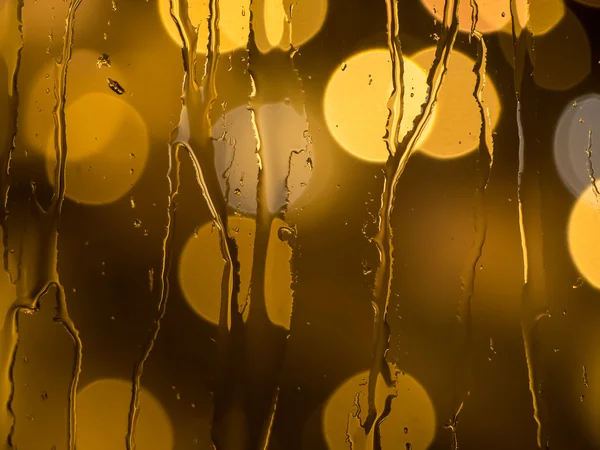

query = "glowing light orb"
[324,49,429,163]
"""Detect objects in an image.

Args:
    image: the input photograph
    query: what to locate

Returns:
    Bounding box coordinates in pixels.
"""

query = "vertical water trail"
[128,0,240,448]
[0,0,25,445]
[446,4,495,446]
[584,129,600,205]
[363,0,461,448]
[46,2,86,449]
[510,2,545,446]
[125,142,181,450]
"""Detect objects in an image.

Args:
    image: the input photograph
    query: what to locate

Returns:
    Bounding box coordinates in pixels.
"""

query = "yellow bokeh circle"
[514,0,565,36]
[567,187,600,289]
[420,0,510,34]
[158,0,327,54]
[44,92,149,205]
[179,216,294,329]
[323,49,429,163]
[179,216,255,326]
[412,47,501,160]
[158,0,250,54]
[77,378,173,450]
[323,366,436,449]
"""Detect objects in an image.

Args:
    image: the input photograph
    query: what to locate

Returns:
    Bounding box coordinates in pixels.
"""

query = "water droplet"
[41,391,48,401]
[97,53,111,68]
[573,277,584,289]
[233,188,241,196]
[404,427,408,434]
[278,226,296,242]
[501,11,506,17]
[107,78,125,95]
[134,219,142,228]
[130,196,136,209]
[341,63,347,71]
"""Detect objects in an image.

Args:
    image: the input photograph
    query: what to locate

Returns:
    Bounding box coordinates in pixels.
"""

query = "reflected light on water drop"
[323,49,429,163]
[567,187,600,290]
[412,47,501,160]
[179,216,255,325]
[213,102,312,214]
[554,94,600,199]
[77,378,173,450]
[44,92,148,205]
[420,0,510,33]
[323,366,435,450]
[158,0,250,54]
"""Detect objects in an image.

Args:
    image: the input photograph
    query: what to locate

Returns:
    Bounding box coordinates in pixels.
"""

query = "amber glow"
[323,367,435,449]
[159,0,326,54]
[420,0,510,33]
[44,93,149,205]
[179,216,255,325]
[77,379,173,449]
[515,0,565,36]
[324,49,429,163]
[159,0,250,54]
[567,187,600,289]
[413,47,501,160]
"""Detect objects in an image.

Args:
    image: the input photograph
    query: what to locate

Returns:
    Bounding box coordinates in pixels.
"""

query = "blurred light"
[412,47,501,160]
[213,102,312,214]
[420,0,510,34]
[265,217,293,329]
[567,187,600,289]
[77,378,173,449]
[179,215,293,328]
[44,92,149,205]
[265,0,286,48]
[497,9,590,91]
[323,366,435,449]
[256,0,328,52]
[23,49,127,152]
[158,0,250,54]
[179,216,255,326]
[515,0,565,36]
[323,49,429,163]
[529,9,590,91]
[554,94,600,199]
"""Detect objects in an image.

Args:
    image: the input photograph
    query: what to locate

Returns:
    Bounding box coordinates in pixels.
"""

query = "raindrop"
[107,78,125,95]
[134,219,142,228]
[97,53,111,68]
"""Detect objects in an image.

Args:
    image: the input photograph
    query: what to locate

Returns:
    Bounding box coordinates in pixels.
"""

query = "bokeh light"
[158,0,250,54]
[179,215,293,328]
[528,9,590,91]
[77,378,173,449]
[323,49,429,163]
[323,366,436,449]
[23,49,127,152]
[44,92,149,205]
[265,0,286,48]
[514,0,565,36]
[213,102,312,214]
[554,94,600,199]
[179,216,255,326]
[420,0,510,34]
[567,187,600,289]
[412,47,501,160]
[265,217,293,329]
[255,0,328,52]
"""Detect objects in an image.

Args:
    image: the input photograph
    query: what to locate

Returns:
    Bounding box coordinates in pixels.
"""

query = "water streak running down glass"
[0,0,599,448]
